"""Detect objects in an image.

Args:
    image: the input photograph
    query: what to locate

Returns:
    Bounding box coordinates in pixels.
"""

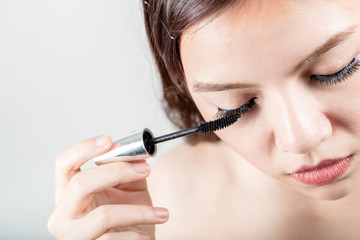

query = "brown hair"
[143,0,239,144]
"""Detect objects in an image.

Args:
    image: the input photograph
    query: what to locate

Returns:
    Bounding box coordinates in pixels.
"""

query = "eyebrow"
[193,25,358,93]
[293,24,358,72]
[193,82,257,92]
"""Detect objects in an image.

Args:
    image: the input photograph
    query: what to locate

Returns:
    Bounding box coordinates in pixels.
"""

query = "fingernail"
[131,162,150,174]
[154,207,169,221]
[94,135,109,147]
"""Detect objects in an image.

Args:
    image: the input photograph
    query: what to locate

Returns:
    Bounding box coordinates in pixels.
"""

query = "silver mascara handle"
[92,128,156,164]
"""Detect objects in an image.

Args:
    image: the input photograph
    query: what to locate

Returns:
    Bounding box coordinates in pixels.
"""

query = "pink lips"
[289,155,354,186]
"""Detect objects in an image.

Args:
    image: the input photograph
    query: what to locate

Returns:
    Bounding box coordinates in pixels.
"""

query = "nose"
[271,92,332,154]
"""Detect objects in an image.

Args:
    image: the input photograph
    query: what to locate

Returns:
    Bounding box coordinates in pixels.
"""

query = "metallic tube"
[92,128,156,164]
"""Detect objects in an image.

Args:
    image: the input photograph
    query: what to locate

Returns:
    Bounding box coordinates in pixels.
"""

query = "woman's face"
[180,0,360,200]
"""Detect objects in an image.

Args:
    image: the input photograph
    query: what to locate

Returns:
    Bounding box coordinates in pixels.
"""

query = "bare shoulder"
[150,140,217,167]
[146,140,240,239]
[147,140,228,198]
[146,141,292,239]
[147,141,217,201]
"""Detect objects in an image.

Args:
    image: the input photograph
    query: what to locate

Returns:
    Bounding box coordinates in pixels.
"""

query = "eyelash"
[215,58,360,120]
[215,97,257,119]
[310,58,360,85]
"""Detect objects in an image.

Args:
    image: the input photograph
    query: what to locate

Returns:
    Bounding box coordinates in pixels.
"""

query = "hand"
[47,135,169,240]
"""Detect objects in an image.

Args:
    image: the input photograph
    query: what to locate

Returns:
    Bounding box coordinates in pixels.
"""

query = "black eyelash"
[310,58,360,85]
[215,97,257,119]
[214,58,358,119]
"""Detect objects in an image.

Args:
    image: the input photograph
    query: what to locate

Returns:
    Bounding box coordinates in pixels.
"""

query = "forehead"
[180,0,356,85]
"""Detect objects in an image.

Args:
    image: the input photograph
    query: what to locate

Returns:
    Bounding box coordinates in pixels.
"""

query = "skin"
[151,0,360,238]
[47,136,168,240]
[48,0,360,239]
[180,0,360,201]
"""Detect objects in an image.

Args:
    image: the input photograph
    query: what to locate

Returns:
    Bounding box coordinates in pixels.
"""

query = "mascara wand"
[92,113,240,164]
[148,113,240,145]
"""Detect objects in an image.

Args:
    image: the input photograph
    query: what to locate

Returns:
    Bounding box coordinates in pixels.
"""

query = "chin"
[296,177,356,201]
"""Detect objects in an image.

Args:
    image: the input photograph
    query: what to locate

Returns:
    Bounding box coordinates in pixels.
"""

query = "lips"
[289,155,354,186]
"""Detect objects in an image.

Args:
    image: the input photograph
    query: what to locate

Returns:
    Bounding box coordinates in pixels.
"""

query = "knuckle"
[78,140,92,154]
[113,162,127,176]
[68,172,86,194]
[47,214,57,236]
[94,205,111,229]
[55,152,65,169]
[136,206,153,221]
[73,143,93,162]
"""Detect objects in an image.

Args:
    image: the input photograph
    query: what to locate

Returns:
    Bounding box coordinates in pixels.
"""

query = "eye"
[215,97,257,119]
[310,58,360,85]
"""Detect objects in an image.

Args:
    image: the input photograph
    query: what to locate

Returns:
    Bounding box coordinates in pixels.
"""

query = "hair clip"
[144,1,176,40]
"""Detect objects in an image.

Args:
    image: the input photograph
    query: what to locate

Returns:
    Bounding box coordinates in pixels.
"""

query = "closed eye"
[215,97,257,119]
[310,58,360,85]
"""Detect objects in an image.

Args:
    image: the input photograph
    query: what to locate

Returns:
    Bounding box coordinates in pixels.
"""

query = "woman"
[48,0,360,239]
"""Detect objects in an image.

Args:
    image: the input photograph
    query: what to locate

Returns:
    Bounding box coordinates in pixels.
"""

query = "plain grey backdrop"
[0,1,177,239]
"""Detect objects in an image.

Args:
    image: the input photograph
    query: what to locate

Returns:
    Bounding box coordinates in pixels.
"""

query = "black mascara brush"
[148,113,240,145]
[92,113,240,164]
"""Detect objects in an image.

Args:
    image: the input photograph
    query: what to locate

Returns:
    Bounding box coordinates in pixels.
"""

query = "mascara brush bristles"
[198,113,240,133]
[149,113,240,145]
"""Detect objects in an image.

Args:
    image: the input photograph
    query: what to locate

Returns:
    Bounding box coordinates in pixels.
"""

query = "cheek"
[327,73,360,135]
[347,83,360,131]
[340,96,360,135]
[192,90,276,173]
[216,126,274,173]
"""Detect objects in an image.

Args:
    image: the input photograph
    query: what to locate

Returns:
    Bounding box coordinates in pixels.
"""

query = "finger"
[103,182,152,205]
[59,161,150,217]
[81,205,169,239]
[96,231,150,240]
[112,160,151,192]
[113,178,148,191]
[54,136,113,204]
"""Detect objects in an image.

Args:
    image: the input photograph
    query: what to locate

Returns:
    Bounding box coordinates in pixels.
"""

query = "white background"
[0,1,177,239]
